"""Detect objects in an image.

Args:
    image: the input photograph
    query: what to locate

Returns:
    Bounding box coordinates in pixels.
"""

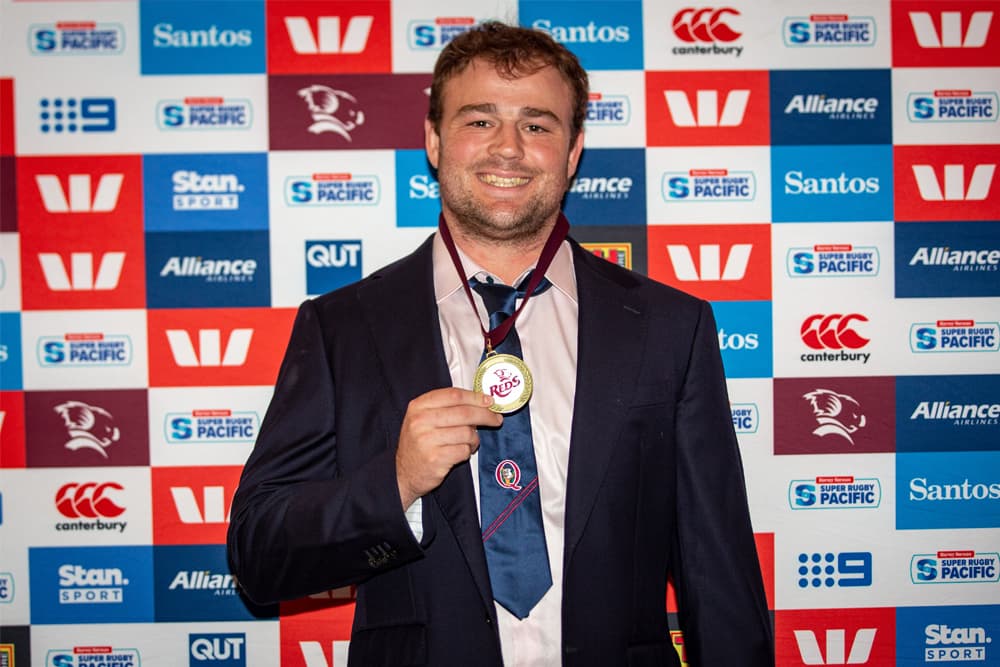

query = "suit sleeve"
[671,300,774,666]
[226,299,424,604]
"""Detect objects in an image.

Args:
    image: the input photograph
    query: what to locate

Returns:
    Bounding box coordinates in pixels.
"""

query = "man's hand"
[396,388,502,509]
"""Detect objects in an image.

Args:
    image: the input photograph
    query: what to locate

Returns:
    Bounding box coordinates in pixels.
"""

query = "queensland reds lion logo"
[802,389,867,444]
[54,401,121,458]
[297,85,366,141]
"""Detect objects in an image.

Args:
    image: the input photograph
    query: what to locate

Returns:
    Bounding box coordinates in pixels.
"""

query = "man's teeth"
[480,174,529,187]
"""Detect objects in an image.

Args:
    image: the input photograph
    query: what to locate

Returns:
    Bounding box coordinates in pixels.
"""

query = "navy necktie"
[470,273,553,619]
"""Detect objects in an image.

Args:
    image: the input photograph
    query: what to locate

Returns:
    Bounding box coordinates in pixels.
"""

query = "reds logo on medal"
[488,367,521,398]
[495,459,522,490]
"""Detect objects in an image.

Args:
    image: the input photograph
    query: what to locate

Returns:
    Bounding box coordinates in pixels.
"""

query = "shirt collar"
[432,230,578,305]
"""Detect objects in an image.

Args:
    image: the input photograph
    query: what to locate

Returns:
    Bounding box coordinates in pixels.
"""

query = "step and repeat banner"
[1,0,998,665]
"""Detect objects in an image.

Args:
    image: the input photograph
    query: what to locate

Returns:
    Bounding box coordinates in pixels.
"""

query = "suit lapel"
[357,235,496,617]
[563,241,648,566]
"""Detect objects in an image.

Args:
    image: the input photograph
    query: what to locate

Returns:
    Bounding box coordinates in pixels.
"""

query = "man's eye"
[525,124,547,133]
[469,120,490,127]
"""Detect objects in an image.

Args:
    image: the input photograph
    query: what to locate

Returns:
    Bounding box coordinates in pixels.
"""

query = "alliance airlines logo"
[782,15,877,47]
[157,97,252,130]
[910,319,1000,353]
[892,5,999,67]
[771,70,891,145]
[648,224,770,301]
[266,3,391,73]
[897,375,1000,453]
[285,173,380,205]
[911,550,1000,584]
[908,89,998,122]
[407,18,477,50]
[895,222,1000,298]
[647,70,769,146]
[787,244,880,278]
[30,21,125,55]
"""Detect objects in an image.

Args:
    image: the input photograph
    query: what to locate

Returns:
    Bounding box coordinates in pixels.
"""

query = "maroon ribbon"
[437,212,569,352]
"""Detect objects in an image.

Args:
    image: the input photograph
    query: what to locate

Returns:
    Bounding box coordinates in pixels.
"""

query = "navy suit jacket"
[227,235,773,666]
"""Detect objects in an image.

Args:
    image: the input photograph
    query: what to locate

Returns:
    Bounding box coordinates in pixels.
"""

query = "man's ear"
[566,129,585,180]
[425,118,441,170]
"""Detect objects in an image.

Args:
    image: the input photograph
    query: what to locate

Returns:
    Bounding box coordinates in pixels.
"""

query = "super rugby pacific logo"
[157,97,252,130]
[407,17,476,50]
[284,173,380,206]
[30,21,125,54]
[909,89,999,122]
[783,14,877,47]
[787,244,880,277]
[586,92,631,126]
[910,319,1000,353]
[662,168,756,202]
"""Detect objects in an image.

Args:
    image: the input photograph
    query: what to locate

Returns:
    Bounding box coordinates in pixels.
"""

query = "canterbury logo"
[911,163,995,201]
[908,11,992,48]
[672,7,741,42]
[35,173,123,213]
[663,89,749,127]
[170,486,230,524]
[165,328,253,367]
[666,244,752,281]
[284,16,373,54]
[801,314,870,350]
[55,482,125,519]
[38,252,125,291]
[793,628,877,664]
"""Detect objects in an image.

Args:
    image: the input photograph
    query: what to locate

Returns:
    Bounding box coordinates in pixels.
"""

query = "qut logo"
[190,633,246,666]
[793,628,877,665]
[165,329,253,367]
[35,173,123,213]
[284,16,373,54]
[663,89,749,127]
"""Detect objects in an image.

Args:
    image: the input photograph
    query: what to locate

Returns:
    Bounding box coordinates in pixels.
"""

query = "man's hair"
[427,21,589,141]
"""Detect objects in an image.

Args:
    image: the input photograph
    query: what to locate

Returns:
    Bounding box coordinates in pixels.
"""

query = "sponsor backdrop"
[0,0,998,665]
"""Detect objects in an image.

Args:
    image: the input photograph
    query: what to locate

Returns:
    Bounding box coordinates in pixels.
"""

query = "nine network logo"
[35,173,123,213]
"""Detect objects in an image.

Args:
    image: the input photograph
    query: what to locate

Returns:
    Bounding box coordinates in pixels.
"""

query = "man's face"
[425,58,584,244]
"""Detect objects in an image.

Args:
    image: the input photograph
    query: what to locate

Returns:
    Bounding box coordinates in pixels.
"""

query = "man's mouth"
[479,173,530,188]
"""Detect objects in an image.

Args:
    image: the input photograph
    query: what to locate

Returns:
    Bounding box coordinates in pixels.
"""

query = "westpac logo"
[664,88,749,127]
[586,92,631,126]
[157,97,252,130]
[731,402,759,434]
[663,168,756,202]
[523,3,642,69]
[166,329,252,367]
[35,173,122,213]
[37,97,116,134]
[47,647,141,666]
[789,476,882,510]
[30,21,124,55]
[895,222,1000,298]
[671,7,743,56]
[797,551,873,589]
[792,628,877,665]
[38,333,132,368]
[267,4,391,74]
[897,375,1000,453]
[911,163,995,201]
[140,0,265,74]
[151,467,241,544]
[407,17,476,50]
[564,148,645,226]
[772,146,893,222]
[190,633,246,666]
[787,244,880,278]
[895,146,998,221]
[581,243,632,270]
[285,173,380,206]
[166,409,260,445]
[893,5,1000,67]
[771,70,891,145]
[908,89,998,122]
[38,252,125,291]
[911,550,1000,584]
[171,483,232,524]
[306,240,362,295]
[910,319,1000,353]
[648,224,770,301]
[783,15,877,47]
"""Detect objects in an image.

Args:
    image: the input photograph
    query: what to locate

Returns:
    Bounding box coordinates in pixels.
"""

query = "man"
[228,22,772,667]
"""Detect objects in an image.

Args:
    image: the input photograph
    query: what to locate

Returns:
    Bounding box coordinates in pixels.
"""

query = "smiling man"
[228,21,773,667]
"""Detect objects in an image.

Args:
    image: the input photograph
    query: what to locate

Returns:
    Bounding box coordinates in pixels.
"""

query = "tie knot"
[470,272,551,320]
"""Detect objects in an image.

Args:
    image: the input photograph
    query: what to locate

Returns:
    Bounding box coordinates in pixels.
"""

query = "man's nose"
[489,123,524,159]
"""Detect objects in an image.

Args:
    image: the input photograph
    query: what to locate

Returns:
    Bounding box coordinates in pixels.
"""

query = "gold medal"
[473,351,533,414]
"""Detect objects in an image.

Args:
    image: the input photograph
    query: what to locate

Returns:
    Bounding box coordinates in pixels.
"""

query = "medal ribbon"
[437,212,569,352]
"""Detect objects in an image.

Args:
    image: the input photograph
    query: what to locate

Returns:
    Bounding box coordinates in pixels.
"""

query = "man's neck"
[445,220,555,286]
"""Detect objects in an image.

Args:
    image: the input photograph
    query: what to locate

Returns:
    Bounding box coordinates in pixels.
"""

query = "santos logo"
[666,244,751,281]
[165,329,253,367]
[284,16,373,54]
[171,486,231,524]
[35,173,123,213]
[152,23,252,48]
[911,163,995,201]
[784,171,880,195]
[38,252,125,291]
[190,633,246,665]
[173,170,244,210]
[909,11,993,48]
[531,19,629,43]
[663,89,749,127]
[793,628,876,665]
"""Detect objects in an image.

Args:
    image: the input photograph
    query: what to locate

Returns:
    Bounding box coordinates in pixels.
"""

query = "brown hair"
[427,21,589,141]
